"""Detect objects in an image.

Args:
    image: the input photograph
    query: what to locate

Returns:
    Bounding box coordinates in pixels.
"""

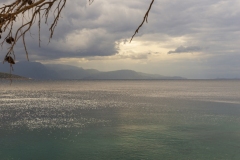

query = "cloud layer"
[1,0,240,78]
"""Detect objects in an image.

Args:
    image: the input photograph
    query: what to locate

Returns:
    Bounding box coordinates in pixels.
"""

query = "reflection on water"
[0,80,240,159]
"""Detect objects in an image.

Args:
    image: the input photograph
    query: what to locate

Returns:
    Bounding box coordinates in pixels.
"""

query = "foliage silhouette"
[0,0,154,65]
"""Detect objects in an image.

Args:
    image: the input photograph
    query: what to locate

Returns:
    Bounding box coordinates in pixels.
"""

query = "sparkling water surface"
[0,80,240,160]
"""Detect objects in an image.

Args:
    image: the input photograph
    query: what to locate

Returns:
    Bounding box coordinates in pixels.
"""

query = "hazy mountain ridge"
[0,62,185,80]
[0,72,26,79]
[0,61,59,79]
[45,64,100,79]
[84,70,184,80]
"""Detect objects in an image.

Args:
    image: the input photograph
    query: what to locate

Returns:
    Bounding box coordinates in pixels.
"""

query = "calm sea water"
[0,80,240,160]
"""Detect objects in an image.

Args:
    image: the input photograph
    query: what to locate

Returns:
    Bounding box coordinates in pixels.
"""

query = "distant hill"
[45,64,100,79]
[0,61,185,80]
[0,61,59,79]
[0,72,26,79]
[84,70,184,80]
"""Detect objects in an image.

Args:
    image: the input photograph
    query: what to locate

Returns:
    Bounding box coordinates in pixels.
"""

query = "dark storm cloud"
[2,0,240,67]
[8,0,146,61]
[168,46,201,54]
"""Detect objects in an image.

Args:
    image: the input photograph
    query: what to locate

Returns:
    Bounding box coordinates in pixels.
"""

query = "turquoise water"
[0,80,240,159]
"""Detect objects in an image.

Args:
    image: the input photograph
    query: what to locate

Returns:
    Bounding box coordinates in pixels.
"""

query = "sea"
[0,80,240,160]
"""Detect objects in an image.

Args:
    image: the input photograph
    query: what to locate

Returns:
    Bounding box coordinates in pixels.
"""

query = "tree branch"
[0,0,68,65]
[0,0,155,66]
[130,0,155,42]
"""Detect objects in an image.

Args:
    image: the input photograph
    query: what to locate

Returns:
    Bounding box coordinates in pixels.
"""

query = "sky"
[1,0,240,79]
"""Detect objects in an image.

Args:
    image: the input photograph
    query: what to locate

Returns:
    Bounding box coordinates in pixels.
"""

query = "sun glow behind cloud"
[1,0,240,78]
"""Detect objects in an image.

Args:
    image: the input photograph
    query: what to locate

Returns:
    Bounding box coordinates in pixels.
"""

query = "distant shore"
[0,72,28,79]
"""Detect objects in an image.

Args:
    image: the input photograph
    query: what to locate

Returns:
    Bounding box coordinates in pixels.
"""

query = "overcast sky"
[1,0,240,79]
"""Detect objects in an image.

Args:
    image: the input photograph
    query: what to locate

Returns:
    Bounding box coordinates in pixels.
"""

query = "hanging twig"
[130,0,155,42]
[0,0,155,64]
[0,0,67,62]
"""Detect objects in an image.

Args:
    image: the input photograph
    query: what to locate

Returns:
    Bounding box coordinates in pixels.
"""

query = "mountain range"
[0,61,185,80]
[0,72,26,79]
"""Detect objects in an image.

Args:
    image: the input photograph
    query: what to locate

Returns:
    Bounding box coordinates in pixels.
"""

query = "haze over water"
[0,80,240,159]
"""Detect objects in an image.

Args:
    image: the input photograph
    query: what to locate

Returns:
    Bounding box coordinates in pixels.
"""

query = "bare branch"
[0,0,155,67]
[0,0,66,63]
[89,0,94,5]
[130,0,155,42]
